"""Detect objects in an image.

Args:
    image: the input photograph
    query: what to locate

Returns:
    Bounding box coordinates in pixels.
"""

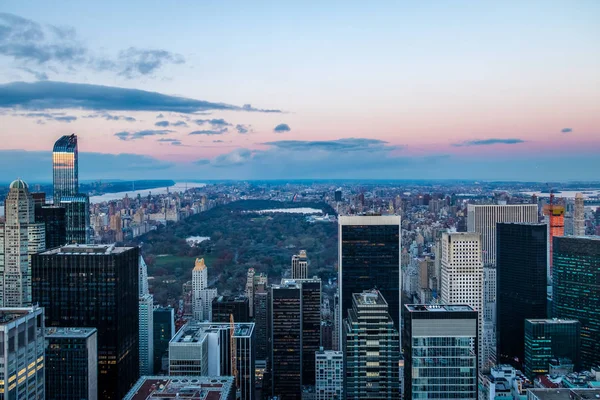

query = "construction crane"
[230,314,238,388]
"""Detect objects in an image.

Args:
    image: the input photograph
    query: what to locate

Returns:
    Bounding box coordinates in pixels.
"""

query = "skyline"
[1,1,599,181]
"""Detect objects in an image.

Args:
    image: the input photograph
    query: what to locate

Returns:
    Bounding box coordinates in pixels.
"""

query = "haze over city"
[1,1,599,181]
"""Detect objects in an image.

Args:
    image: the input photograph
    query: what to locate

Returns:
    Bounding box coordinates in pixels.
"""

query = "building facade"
[32,244,139,400]
[60,194,90,244]
[574,193,585,236]
[153,307,175,374]
[52,134,79,204]
[34,205,66,249]
[0,306,45,399]
[344,290,400,399]
[45,327,98,400]
[139,294,154,376]
[123,376,235,400]
[496,223,548,366]
[523,319,580,379]
[212,295,250,323]
[315,349,343,400]
[193,258,218,321]
[253,275,270,361]
[403,304,478,400]
[552,236,600,370]
[291,250,308,280]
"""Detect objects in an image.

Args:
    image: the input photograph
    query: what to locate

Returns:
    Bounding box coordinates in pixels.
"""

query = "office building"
[35,205,66,249]
[212,295,250,323]
[139,255,149,296]
[291,250,308,280]
[527,389,600,400]
[403,304,478,399]
[574,193,586,236]
[334,188,342,202]
[169,324,209,376]
[139,294,154,376]
[153,306,175,374]
[0,179,46,307]
[32,244,139,400]
[315,348,343,400]
[440,232,485,369]
[245,268,255,317]
[192,258,218,321]
[552,236,600,369]
[60,194,90,244]
[45,327,98,400]
[338,215,401,336]
[544,196,565,278]
[332,293,339,351]
[0,306,45,399]
[53,134,79,203]
[123,376,235,400]
[523,319,580,379]
[497,223,547,366]
[253,275,270,361]
[344,290,400,399]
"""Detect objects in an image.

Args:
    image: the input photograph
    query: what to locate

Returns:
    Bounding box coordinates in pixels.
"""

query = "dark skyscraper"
[32,244,139,400]
[53,134,79,204]
[496,223,547,365]
[61,194,90,244]
[299,278,321,386]
[153,306,175,374]
[552,236,600,370]
[338,215,401,336]
[35,205,67,248]
[254,277,270,361]
[212,295,250,323]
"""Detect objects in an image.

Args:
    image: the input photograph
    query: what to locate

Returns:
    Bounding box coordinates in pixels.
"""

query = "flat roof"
[353,290,387,306]
[172,322,255,342]
[339,215,400,226]
[526,318,580,325]
[0,307,41,325]
[405,304,475,313]
[123,376,234,400]
[45,327,97,338]
[527,389,600,400]
[39,243,133,255]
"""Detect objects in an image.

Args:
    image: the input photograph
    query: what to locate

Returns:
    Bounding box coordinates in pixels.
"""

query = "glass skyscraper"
[496,223,547,366]
[523,319,580,379]
[552,236,600,370]
[403,304,478,400]
[60,194,90,244]
[52,134,79,204]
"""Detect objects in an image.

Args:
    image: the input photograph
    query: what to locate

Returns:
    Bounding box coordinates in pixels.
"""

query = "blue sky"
[0,1,599,181]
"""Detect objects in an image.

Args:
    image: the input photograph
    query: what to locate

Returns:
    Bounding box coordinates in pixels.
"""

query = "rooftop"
[405,304,475,313]
[353,290,387,306]
[0,307,37,324]
[45,327,97,339]
[39,243,134,255]
[122,376,234,400]
[172,322,255,343]
[527,389,600,400]
[527,318,580,325]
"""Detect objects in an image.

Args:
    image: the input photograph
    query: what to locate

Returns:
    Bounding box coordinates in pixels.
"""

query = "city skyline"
[1,1,599,181]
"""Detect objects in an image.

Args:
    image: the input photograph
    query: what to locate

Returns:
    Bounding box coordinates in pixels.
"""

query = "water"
[251,208,323,214]
[90,182,205,203]
[186,236,210,246]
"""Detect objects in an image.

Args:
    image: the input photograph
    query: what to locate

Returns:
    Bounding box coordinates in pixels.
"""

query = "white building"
[574,193,585,236]
[192,258,218,321]
[169,324,209,375]
[315,348,343,400]
[0,306,45,399]
[0,179,46,307]
[139,293,154,376]
[441,232,485,369]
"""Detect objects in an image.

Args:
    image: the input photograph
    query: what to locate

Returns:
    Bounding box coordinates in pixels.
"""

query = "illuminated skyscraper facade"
[53,134,79,204]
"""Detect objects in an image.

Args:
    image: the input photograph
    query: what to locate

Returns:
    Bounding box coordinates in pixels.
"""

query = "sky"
[0,0,599,182]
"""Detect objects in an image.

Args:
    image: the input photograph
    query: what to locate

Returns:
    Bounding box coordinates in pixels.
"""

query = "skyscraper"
[246,268,255,317]
[192,258,218,321]
[60,194,90,244]
[32,244,139,400]
[496,223,547,366]
[574,193,585,236]
[0,179,46,307]
[344,290,400,399]
[338,215,401,338]
[315,348,343,400]
[0,306,45,399]
[253,274,270,361]
[403,304,478,400]
[153,307,175,374]
[291,250,308,280]
[440,232,485,369]
[544,195,565,278]
[45,327,98,400]
[139,294,154,376]
[212,295,250,323]
[552,236,600,369]
[523,319,580,379]
[35,205,66,248]
[53,134,79,204]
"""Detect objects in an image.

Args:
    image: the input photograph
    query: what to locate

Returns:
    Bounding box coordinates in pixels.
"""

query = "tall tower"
[192,258,217,321]
[574,193,585,236]
[0,179,46,307]
[291,250,308,280]
[543,194,565,279]
[440,232,485,369]
[139,255,154,376]
[245,268,255,317]
[53,134,79,204]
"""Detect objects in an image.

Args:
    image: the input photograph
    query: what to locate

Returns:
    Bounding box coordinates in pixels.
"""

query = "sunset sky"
[0,1,599,181]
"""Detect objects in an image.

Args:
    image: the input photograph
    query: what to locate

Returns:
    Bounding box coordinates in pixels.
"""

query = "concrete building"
[139,294,154,376]
[169,323,209,376]
[245,268,255,317]
[0,179,46,307]
[345,290,400,399]
[291,250,308,280]
[123,376,235,400]
[481,364,532,400]
[45,327,98,400]
[440,232,485,369]
[574,193,586,236]
[403,304,478,400]
[527,389,600,400]
[192,258,218,321]
[0,306,45,399]
[315,348,343,400]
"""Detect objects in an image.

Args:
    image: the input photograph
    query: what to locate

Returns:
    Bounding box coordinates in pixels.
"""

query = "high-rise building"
[315,348,343,400]
[0,306,45,399]
[168,322,255,400]
[246,268,255,317]
[344,290,400,399]
[338,215,401,338]
[552,236,600,369]
[193,258,218,321]
[60,194,90,244]
[45,327,98,400]
[574,193,585,236]
[523,319,580,379]
[123,376,235,400]
[35,205,66,249]
[139,294,154,376]
[32,244,139,400]
[298,278,322,386]
[212,295,250,323]
[332,293,340,351]
[440,232,485,369]
[403,304,478,400]
[496,223,547,365]
[53,134,79,204]
[291,250,308,280]
[253,274,270,361]
[153,306,175,374]
[544,195,565,278]
[0,179,46,307]
[139,255,149,296]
